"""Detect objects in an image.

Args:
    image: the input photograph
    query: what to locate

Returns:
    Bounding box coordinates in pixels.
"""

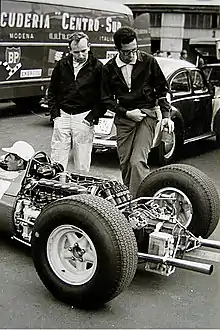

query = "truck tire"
[31,194,138,309]
[136,164,220,239]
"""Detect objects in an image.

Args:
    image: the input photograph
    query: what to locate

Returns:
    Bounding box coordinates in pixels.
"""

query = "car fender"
[152,105,184,149]
[211,96,220,131]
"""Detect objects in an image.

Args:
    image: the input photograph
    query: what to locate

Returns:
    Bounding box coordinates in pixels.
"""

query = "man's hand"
[126,109,146,122]
[161,118,174,133]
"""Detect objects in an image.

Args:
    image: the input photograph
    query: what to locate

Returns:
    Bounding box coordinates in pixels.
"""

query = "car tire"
[154,120,183,166]
[31,194,138,309]
[136,164,220,238]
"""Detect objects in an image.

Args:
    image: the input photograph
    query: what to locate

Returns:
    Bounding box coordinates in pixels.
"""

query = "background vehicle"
[93,57,220,165]
[189,37,220,65]
[0,0,150,108]
[1,151,220,309]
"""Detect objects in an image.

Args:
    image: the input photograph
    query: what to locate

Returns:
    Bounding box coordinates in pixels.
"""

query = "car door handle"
[193,98,200,102]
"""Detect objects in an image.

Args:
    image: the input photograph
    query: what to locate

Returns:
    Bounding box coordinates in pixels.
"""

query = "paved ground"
[0,103,220,328]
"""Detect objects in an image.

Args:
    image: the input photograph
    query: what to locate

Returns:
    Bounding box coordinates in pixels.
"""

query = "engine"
[121,197,195,276]
[13,160,199,276]
[13,166,133,243]
[13,169,88,243]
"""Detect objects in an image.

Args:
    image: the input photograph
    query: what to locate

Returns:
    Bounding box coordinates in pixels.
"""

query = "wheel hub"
[71,243,85,260]
[47,225,97,285]
[153,187,193,227]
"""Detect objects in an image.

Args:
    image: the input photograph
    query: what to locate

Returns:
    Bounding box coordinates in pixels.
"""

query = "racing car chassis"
[1,151,220,309]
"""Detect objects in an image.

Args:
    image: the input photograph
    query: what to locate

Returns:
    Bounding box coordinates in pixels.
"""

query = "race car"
[0,150,220,309]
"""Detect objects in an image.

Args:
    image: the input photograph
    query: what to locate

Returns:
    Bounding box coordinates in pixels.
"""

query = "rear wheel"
[31,194,138,309]
[136,164,220,238]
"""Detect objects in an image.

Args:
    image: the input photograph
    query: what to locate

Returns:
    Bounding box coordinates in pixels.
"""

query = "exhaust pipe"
[138,252,213,275]
[200,238,220,250]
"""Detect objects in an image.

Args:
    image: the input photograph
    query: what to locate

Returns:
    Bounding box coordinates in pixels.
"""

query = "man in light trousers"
[48,32,103,171]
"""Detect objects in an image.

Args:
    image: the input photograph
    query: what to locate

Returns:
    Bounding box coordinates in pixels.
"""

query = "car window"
[207,67,220,87]
[191,70,207,92]
[170,71,190,93]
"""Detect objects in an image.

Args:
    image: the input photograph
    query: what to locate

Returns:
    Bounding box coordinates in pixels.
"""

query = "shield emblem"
[5,47,21,69]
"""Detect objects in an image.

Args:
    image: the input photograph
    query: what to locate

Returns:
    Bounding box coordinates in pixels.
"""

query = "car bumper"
[93,138,117,150]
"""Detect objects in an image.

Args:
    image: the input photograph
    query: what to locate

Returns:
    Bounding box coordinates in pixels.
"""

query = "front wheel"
[136,164,220,238]
[31,194,138,309]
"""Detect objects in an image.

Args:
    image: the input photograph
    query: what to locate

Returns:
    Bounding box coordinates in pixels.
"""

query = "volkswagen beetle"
[93,58,220,165]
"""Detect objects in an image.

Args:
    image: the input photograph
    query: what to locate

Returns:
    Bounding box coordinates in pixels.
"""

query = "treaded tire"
[31,194,138,309]
[136,164,220,238]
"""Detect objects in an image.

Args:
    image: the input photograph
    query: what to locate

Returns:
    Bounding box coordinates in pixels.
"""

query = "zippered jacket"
[101,51,172,118]
[48,51,103,122]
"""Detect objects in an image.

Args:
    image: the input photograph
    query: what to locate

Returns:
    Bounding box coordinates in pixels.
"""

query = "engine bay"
[11,152,220,277]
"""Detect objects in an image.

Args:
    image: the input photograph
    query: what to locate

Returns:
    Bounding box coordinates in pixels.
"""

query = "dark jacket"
[48,51,103,123]
[101,51,171,118]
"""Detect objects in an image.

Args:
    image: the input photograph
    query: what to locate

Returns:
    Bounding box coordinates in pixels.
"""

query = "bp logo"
[0,47,22,80]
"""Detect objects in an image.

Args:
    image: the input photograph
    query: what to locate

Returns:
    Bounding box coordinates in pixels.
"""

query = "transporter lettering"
[0,12,50,28]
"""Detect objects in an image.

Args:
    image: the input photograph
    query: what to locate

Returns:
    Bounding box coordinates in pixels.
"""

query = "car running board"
[184,132,215,144]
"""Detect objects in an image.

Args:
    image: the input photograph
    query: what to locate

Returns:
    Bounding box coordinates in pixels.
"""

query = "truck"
[0,0,151,108]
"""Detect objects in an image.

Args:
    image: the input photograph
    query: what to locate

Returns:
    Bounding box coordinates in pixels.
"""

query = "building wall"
[117,1,220,60]
[149,13,220,59]
[160,13,185,58]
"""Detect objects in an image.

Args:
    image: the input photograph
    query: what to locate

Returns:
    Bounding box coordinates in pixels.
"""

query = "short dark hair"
[68,32,89,48]
[113,26,137,50]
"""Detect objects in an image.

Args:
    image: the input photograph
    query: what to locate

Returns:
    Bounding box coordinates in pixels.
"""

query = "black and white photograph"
[0,0,220,328]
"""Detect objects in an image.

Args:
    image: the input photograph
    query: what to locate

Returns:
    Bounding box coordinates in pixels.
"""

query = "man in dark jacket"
[101,26,174,196]
[48,32,102,171]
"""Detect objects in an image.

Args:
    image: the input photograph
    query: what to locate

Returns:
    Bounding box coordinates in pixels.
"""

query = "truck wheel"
[31,194,138,309]
[136,164,220,238]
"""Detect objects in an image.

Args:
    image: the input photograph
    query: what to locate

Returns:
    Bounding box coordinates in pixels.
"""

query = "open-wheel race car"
[1,151,220,309]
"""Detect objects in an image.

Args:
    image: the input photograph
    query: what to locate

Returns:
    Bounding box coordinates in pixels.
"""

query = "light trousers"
[51,110,94,172]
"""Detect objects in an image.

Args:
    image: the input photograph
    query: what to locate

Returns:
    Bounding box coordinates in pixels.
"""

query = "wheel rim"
[47,225,97,285]
[163,132,176,160]
[153,187,193,227]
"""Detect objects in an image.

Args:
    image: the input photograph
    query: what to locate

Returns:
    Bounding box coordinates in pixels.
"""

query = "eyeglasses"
[119,48,138,56]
